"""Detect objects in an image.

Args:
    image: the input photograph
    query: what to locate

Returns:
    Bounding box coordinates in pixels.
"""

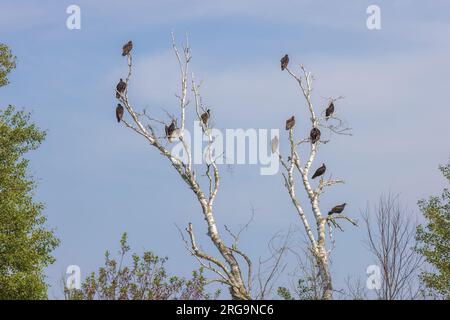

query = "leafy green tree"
[416,161,450,299]
[65,233,220,300]
[0,44,59,299]
[0,43,16,87]
[278,279,320,300]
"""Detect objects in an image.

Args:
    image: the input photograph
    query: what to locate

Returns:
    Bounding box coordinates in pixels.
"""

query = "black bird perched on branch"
[116,104,124,123]
[325,101,334,120]
[312,163,326,179]
[285,116,295,130]
[280,54,289,71]
[122,40,133,56]
[201,109,210,126]
[328,203,346,215]
[165,121,176,141]
[116,78,126,99]
[310,127,321,144]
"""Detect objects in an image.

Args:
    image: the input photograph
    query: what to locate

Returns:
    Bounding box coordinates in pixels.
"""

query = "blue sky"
[1,0,449,298]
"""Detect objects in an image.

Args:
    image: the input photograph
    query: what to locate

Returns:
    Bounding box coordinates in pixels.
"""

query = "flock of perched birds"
[114,41,133,123]
[115,40,211,142]
[113,43,347,217]
[281,54,346,217]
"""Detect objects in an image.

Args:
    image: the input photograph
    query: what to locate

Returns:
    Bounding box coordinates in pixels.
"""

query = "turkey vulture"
[116,78,126,98]
[122,41,133,56]
[285,116,295,130]
[325,101,334,120]
[328,203,346,215]
[116,104,124,123]
[280,54,289,71]
[165,121,176,140]
[312,163,326,179]
[310,127,321,144]
[201,109,210,125]
[271,135,279,153]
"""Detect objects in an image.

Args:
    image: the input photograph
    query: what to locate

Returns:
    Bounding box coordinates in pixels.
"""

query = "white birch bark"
[116,36,251,300]
[280,64,356,300]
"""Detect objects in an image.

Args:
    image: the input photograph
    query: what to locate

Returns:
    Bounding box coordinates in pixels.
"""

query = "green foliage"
[277,286,293,300]
[0,105,59,299]
[278,279,318,300]
[0,43,16,87]
[65,233,220,300]
[416,161,450,299]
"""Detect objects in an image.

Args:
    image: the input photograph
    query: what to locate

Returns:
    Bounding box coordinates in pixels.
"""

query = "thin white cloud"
[0,2,51,30]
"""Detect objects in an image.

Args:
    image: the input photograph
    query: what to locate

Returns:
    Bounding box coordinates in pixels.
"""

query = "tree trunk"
[229,284,251,300]
[202,203,251,300]
[317,219,333,300]
[318,256,333,300]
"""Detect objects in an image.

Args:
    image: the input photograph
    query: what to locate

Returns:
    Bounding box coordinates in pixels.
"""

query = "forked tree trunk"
[202,204,251,300]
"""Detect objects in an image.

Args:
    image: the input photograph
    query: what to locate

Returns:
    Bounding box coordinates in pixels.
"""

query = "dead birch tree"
[115,35,251,300]
[278,59,356,300]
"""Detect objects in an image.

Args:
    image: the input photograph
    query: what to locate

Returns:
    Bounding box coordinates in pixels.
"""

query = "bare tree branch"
[362,193,423,300]
[256,231,290,299]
